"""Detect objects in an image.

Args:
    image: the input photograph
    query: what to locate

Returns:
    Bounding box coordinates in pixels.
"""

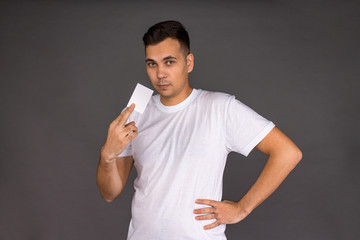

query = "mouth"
[157,84,171,90]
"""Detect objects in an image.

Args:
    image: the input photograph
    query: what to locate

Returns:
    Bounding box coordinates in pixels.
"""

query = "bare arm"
[96,104,138,202]
[97,156,134,202]
[194,127,302,229]
[237,126,302,215]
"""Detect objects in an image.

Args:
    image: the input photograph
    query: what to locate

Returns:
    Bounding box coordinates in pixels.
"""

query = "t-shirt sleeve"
[225,96,275,156]
[118,142,132,157]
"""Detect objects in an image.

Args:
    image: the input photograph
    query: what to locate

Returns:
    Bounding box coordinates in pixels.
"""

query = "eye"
[166,60,175,65]
[147,62,156,68]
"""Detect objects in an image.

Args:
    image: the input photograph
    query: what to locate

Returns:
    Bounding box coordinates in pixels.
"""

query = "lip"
[158,84,170,90]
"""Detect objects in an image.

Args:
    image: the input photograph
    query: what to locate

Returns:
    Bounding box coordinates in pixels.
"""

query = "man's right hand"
[100,103,138,162]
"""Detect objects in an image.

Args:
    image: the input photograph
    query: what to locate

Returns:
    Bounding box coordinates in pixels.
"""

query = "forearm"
[96,155,124,202]
[238,149,301,215]
[96,104,137,202]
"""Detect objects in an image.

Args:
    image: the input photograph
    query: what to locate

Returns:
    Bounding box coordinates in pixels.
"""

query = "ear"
[186,53,194,73]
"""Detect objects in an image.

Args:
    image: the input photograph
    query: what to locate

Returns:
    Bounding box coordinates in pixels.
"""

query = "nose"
[156,65,167,79]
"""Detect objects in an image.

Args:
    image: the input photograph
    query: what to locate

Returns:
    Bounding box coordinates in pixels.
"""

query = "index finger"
[195,199,217,206]
[116,103,135,125]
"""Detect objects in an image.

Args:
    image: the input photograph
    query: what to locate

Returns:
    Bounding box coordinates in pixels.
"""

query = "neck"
[160,86,193,106]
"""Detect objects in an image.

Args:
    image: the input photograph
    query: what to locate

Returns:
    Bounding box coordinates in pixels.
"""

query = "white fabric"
[118,89,275,240]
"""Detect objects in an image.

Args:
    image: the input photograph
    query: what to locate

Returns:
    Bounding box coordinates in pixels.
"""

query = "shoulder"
[192,89,237,117]
[196,89,234,105]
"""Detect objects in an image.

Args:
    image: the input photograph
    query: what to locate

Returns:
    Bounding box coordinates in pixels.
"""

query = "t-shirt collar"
[155,88,199,113]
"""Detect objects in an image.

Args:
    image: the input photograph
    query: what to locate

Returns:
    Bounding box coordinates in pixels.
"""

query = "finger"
[195,213,216,221]
[124,124,138,134]
[126,129,138,139]
[125,121,136,127]
[125,126,138,138]
[203,221,221,230]
[116,104,135,125]
[193,207,215,214]
[195,199,217,206]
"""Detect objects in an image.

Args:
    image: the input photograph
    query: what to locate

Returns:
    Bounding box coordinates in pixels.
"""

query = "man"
[97,20,302,239]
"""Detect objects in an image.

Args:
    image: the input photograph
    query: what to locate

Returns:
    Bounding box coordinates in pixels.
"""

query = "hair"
[142,20,190,55]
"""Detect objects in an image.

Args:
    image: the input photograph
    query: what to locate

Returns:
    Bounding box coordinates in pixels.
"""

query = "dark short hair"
[142,20,190,55]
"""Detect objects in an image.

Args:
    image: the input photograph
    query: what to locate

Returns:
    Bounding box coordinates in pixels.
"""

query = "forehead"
[145,38,183,60]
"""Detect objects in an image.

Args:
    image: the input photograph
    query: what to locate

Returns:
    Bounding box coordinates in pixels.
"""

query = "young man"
[97,21,302,240]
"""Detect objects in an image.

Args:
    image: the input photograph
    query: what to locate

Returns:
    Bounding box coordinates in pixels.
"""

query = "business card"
[127,83,154,114]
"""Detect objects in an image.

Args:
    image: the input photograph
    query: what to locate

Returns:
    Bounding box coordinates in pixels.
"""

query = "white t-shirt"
[119,89,275,240]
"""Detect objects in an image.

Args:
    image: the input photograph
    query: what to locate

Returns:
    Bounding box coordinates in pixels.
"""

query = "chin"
[158,91,173,98]
[158,90,174,98]
[156,87,171,94]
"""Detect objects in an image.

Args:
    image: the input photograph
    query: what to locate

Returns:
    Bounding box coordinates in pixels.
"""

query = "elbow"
[293,147,302,165]
[279,145,302,167]
[100,191,118,203]
[100,189,124,203]
[297,149,303,162]
[104,197,115,203]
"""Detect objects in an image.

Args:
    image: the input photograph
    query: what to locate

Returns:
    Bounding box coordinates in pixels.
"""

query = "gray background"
[1,0,359,239]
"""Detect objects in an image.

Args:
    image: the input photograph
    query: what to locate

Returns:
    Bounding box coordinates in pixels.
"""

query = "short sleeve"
[225,96,275,156]
[118,142,132,157]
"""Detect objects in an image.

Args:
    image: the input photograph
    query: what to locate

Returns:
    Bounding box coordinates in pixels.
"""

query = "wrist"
[100,147,117,164]
[236,199,253,220]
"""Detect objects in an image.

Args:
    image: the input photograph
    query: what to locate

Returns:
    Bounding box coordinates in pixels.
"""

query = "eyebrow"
[145,55,177,62]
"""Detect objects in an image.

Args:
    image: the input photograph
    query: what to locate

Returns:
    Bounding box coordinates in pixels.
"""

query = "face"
[145,38,194,106]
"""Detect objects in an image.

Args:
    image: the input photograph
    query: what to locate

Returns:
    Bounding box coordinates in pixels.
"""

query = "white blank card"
[127,83,154,114]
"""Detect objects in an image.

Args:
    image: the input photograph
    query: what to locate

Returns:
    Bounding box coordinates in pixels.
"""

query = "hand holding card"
[127,83,154,114]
